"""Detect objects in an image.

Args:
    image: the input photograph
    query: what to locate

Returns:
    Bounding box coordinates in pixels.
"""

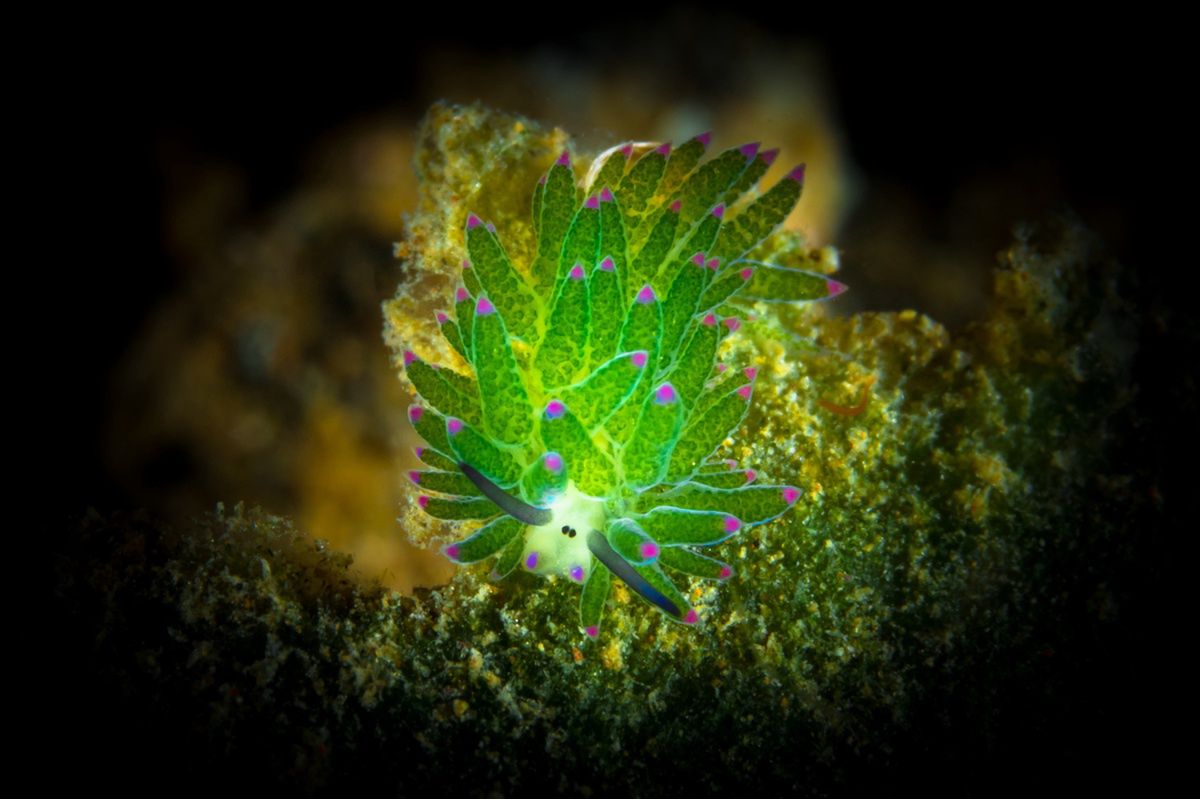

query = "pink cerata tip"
[466,214,482,230]
[724,318,741,332]
[723,516,741,533]
[525,552,539,570]
[585,625,599,638]
[787,164,806,183]
[655,383,678,404]
[669,200,681,213]
[715,363,728,373]
[569,264,585,280]
[414,446,424,458]
[702,313,717,326]
[636,285,656,304]
[538,174,547,185]
[475,296,496,315]
[444,544,460,560]
[619,143,633,158]
[737,385,753,400]
[655,142,671,156]
[706,257,720,271]
[691,252,706,267]
[545,400,566,419]
[556,150,570,166]
[740,268,753,281]
[456,287,469,302]
[600,187,614,202]
[408,471,421,484]
[447,418,464,435]
[639,541,660,560]
[782,487,800,505]
[684,609,699,624]
[739,142,760,160]
[570,565,585,582]
[584,196,600,210]
[743,367,758,381]
[718,566,733,579]
[712,204,725,219]
[403,350,416,366]
[695,132,711,147]
[435,312,448,324]
[462,258,471,270]
[630,351,648,368]
[408,406,423,423]
[827,279,848,296]
[544,452,563,473]
[417,495,429,508]
[599,256,615,271]
[760,148,779,166]
[744,470,758,485]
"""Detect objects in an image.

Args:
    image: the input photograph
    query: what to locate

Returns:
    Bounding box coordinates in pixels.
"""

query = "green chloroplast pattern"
[404,134,846,637]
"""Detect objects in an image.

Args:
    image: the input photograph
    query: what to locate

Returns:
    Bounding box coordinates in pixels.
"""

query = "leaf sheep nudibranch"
[404,134,845,637]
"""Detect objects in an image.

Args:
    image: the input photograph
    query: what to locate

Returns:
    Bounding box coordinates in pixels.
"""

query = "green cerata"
[404,133,845,637]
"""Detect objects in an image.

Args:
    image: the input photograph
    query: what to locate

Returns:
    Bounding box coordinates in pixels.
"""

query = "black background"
[40,10,1183,794]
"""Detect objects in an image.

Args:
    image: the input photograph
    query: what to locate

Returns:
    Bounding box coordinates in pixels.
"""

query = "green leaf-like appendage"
[445,417,522,487]
[415,445,458,472]
[467,215,540,331]
[418,494,502,521]
[617,143,667,230]
[535,262,590,389]
[540,400,616,498]
[409,469,481,497]
[403,132,840,638]
[561,350,647,432]
[405,355,481,426]
[620,383,684,488]
[471,295,533,446]
[442,516,524,563]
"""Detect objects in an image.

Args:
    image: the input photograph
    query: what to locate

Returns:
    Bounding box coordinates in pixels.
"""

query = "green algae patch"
[59,104,1159,794]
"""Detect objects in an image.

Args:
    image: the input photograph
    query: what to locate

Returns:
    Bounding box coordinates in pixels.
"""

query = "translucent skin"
[519,484,606,580]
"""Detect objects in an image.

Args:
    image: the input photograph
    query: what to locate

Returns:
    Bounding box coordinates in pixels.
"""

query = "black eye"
[568,528,577,538]
[562,525,570,533]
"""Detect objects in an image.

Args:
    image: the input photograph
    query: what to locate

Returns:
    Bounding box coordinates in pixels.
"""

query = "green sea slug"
[403,134,844,636]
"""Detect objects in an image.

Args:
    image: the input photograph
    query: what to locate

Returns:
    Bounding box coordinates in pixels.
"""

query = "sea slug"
[404,134,845,636]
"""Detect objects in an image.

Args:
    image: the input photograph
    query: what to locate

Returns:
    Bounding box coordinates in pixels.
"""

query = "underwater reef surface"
[56,105,1174,795]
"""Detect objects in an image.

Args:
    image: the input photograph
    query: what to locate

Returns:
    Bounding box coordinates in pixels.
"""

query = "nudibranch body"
[404,134,845,636]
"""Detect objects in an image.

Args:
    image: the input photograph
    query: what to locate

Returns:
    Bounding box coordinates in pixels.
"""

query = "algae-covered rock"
[57,104,1168,795]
